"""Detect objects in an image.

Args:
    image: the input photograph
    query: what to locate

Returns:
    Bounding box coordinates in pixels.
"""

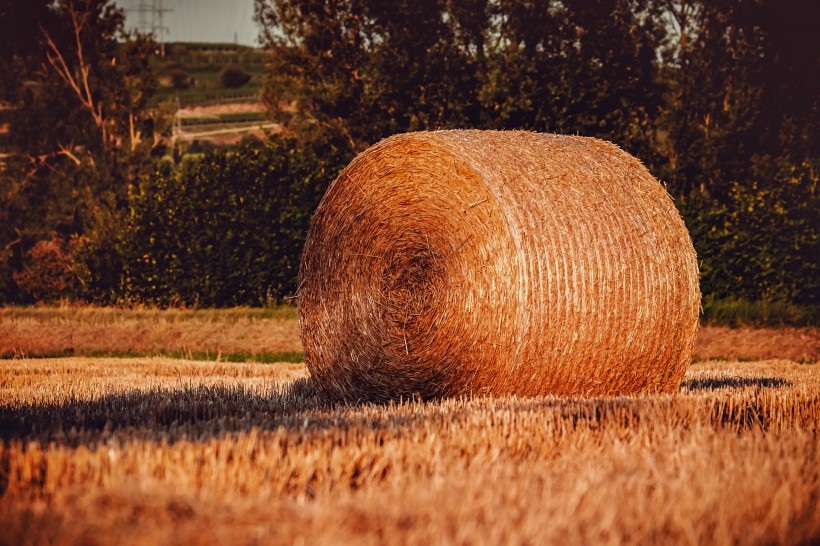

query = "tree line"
[0,0,817,313]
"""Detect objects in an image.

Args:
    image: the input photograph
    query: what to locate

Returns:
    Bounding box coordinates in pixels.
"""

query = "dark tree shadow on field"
[0,381,655,448]
[0,378,353,446]
[1,374,799,451]
[681,376,792,391]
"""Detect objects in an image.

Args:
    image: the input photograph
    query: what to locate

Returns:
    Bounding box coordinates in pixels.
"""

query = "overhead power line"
[127,0,172,54]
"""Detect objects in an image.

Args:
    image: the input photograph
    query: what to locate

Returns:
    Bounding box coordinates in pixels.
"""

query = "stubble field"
[0,308,818,545]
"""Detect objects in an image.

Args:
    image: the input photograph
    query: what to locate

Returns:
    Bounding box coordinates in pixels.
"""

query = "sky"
[116,0,260,47]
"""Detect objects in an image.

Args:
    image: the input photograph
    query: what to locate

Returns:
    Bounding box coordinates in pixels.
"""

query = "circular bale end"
[298,130,700,403]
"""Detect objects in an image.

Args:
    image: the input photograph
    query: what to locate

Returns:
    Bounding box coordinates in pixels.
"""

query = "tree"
[255,0,488,153]
[255,0,666,163]
[12,235,90,302]
[256,0,818,308]
[220,64,252,88]
[479,0,666,163]
[656,0,819,304]
[658,0,818,198]
[0,0,164,302]
[170,68,192,90]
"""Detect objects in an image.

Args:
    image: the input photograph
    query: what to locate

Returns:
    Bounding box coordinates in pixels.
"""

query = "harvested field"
[0,306,300,360]
[1,306,816,363]
[694,326,819,363]
[1,357,818,545]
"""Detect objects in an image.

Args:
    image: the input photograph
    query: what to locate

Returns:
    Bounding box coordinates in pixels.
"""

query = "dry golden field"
[1,309,818,545]
[1,305,817,362]
[0,306,301,360]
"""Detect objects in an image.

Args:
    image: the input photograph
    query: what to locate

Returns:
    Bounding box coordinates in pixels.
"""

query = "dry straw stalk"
[299,130,700,402]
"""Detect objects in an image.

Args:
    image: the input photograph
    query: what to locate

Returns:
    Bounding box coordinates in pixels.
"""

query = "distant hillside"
[152,42,265,107]
[152,42,274,148]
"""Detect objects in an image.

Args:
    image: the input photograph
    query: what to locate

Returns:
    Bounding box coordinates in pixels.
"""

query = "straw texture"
[299,130,700,402]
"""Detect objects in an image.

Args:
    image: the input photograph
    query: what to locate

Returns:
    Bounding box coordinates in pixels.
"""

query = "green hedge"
[8,133,811,319]
[114,139,815,314]
[119,137,345,306]
[681,160,818,307]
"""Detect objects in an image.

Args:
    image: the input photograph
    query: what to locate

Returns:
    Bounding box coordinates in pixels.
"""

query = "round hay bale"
[299,130,700,402]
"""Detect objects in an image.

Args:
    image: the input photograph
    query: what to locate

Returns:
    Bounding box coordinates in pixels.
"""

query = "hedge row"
[10,136,818,319]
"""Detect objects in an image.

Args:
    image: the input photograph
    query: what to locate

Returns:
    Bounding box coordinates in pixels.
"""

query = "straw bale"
[298,130,700,402]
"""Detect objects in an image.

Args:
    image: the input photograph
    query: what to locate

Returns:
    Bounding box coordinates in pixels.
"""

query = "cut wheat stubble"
[299,130,700,402]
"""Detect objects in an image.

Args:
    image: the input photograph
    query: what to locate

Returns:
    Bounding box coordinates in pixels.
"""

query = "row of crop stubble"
[0,358,818,545]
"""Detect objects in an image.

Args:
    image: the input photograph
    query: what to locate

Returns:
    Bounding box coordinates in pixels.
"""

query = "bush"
[120,137,345,307]
[682,159,818,306]
[169,68,192,90]
[219,64,251,89]
[13,236,90,302]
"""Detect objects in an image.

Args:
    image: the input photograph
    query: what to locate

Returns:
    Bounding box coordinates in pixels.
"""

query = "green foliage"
[170,68,192,90]
[256,0,666,162]
[658,1,817,198]
[11,236,90,303]
[120,137,343,306]
[150,44,265,106]
[0,1,815,309]
[219,64,252,89]
[257,0,493,151]
[0,0,165,303]
[662,1,819,307]
[682,159,818,306]
[479,0,666,163]
[256,0,818,308]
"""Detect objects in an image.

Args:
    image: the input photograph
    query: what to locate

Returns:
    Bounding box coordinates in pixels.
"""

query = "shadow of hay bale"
[299,130,700,402]
[681,376,793,391]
